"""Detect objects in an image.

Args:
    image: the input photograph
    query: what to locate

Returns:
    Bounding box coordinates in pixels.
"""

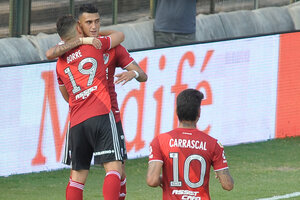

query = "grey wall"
[288,2,300,30]
[0,3,299,66]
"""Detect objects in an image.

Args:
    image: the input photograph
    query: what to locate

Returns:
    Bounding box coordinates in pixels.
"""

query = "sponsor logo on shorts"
[94,150,115,156]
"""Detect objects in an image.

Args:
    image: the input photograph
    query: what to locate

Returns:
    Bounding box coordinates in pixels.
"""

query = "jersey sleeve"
[99,36,111,51]
[57,76,63,85]
[212,141,229,171]
[149,136,163,163]
[115,45,134,69]
[56,60,64,86]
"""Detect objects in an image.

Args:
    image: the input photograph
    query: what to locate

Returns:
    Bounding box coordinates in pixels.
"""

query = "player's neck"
[178,121,197,129]
[64,35,80,43]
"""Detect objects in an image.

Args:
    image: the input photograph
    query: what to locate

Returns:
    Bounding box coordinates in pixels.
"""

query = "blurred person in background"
[147,89,234,199]
[46,4,147,200]
[55,15,125,200]
[153,0,197,47]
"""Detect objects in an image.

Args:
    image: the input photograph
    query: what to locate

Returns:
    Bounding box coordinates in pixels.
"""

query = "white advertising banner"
[0,63,69,176]
[118,35,279,158]
[0,35,279,176]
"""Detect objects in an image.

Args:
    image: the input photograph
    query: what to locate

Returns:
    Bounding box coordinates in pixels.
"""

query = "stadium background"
[0,0,300,190]
[1,0,298,39]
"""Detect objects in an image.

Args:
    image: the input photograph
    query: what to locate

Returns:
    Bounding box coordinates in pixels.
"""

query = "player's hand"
[80,37,102,49]
[114,71,136,85]
[91,38,102,49]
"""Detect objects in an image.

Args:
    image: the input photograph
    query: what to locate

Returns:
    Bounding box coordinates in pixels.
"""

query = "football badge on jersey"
[103,53,109,64]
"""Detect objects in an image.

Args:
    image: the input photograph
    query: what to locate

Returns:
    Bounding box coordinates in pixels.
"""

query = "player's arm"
[99,29,118,36]
[59,85,69,103]
[45,37,102,60]
[114,61,148,85]
[109,31,125,49]
[147,161,163,187]
[215,168,234,191]
[113,45,148,85]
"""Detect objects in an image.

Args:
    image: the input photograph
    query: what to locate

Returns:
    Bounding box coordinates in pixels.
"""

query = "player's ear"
[76,23,83,35]
[195,108,201,123]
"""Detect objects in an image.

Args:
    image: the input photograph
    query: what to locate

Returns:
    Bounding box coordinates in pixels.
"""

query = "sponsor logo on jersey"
[182,196,201,200]
[182,132,192,135]
[172,190,201,200]
[75,86,97,100]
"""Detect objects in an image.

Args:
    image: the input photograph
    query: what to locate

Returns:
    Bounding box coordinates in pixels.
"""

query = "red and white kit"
[105,44,134,122]
[149,128,228,200]
[56,36,112,128]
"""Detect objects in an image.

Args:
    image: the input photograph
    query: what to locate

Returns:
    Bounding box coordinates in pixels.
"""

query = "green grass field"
[0,137,299,200]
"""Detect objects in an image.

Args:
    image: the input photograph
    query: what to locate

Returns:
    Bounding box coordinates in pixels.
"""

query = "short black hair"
[56,15,77,39]
[78,3,98,17]
[176,89,204,122]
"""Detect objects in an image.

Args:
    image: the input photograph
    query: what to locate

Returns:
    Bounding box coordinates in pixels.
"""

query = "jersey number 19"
[64,57,98,94]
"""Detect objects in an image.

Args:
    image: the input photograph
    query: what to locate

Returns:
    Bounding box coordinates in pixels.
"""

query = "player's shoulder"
[114,44,126,50]
[156,130,177,142]
[150,132,172,151]
[56,58,67,75]
[199,131,223,150]
[202,131,219,145]
[105,46,115,54]
[199,130,217,140]
[184,128,219,146]
[56,56,66,66]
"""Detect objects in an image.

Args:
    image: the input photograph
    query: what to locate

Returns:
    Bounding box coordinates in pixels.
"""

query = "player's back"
[154,128,227,200]
[56,43,111,128]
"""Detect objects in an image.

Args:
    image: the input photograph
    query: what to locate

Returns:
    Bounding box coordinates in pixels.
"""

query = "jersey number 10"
[169,152,206,188]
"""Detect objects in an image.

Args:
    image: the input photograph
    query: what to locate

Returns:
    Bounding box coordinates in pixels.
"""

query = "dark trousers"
[154,31,196,47]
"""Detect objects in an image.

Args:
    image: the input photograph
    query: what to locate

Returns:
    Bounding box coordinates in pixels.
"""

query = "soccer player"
[55,15,125,200]
[46,4,147,200]
[147,89,234,200]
